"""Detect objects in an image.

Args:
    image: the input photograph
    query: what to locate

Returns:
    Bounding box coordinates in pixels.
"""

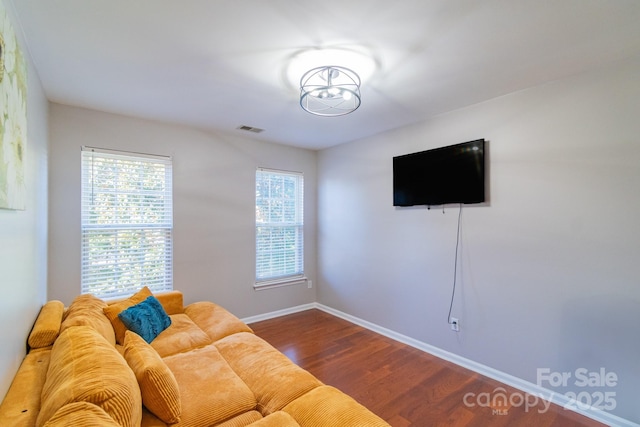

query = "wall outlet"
[307,280,313,289]
[450,318,460,332]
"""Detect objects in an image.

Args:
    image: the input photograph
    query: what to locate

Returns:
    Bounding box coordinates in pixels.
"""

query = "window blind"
[255,169,304,286]
[81,147,173,299]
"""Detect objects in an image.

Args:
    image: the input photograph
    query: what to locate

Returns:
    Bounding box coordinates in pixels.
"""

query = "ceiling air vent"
[237,125,265,134]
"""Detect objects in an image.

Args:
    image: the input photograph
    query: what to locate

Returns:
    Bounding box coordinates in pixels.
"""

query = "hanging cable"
[447,204,463,324]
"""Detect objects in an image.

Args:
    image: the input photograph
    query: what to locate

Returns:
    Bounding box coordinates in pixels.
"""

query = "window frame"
[80,146,173,299]
[255,168,306,290]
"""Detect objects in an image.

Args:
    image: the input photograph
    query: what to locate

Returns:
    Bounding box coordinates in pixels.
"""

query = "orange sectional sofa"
[0,288,389,427]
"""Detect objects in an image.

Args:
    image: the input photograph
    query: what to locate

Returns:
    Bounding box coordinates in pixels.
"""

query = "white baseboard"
[243,303,636,427]
[241,303,316,325]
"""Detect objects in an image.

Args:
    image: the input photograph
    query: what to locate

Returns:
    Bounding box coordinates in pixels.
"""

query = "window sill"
[254,276,308,291]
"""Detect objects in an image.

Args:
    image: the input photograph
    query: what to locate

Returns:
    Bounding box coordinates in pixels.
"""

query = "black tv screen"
[393,139,485,207]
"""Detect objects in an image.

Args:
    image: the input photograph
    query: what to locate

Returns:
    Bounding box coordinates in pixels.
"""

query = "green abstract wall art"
[0,0,27,210]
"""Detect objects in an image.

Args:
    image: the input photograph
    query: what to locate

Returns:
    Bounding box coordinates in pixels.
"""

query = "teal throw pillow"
[118,295,171,343]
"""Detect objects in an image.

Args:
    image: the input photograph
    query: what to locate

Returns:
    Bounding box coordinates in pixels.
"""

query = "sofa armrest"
[28,301,65,349]
[154,291,184,315]
[0,350,51,427]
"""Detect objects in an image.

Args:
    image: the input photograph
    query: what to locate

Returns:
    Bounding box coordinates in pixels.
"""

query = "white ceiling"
[9,0,640,150]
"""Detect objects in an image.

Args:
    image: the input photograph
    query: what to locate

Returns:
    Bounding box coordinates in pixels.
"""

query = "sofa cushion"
[215,332,322,415]
[247,411,301,426]
[104,286,154,345]
[60,294,116,346]
[202,410,262,427]
[185,301,253,342]
[123,331,181,424]
[43,402,120,426]
[283,385,389,427]
[141,408,263,427]
[36,326,142,427]
[28,301,65,349]
[163,344,257,427]
[150,313,212,358]
[118,296,172,343]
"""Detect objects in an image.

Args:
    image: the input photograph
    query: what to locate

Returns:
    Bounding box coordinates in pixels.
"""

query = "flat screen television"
[393,139,485,207]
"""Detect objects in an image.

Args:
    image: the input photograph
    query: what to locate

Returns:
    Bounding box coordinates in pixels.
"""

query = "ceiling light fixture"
[299,66,361,117]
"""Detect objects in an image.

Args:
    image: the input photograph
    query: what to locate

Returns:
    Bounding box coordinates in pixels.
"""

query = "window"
[81,147,173,299]
[255,169,304,288]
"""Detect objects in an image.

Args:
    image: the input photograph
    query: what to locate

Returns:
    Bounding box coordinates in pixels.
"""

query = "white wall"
[0,2,49,400]
[318,57,640,423]
[48,104,317,317]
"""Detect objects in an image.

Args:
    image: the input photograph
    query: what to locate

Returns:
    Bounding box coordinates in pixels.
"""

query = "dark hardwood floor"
[249,309,606,427]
